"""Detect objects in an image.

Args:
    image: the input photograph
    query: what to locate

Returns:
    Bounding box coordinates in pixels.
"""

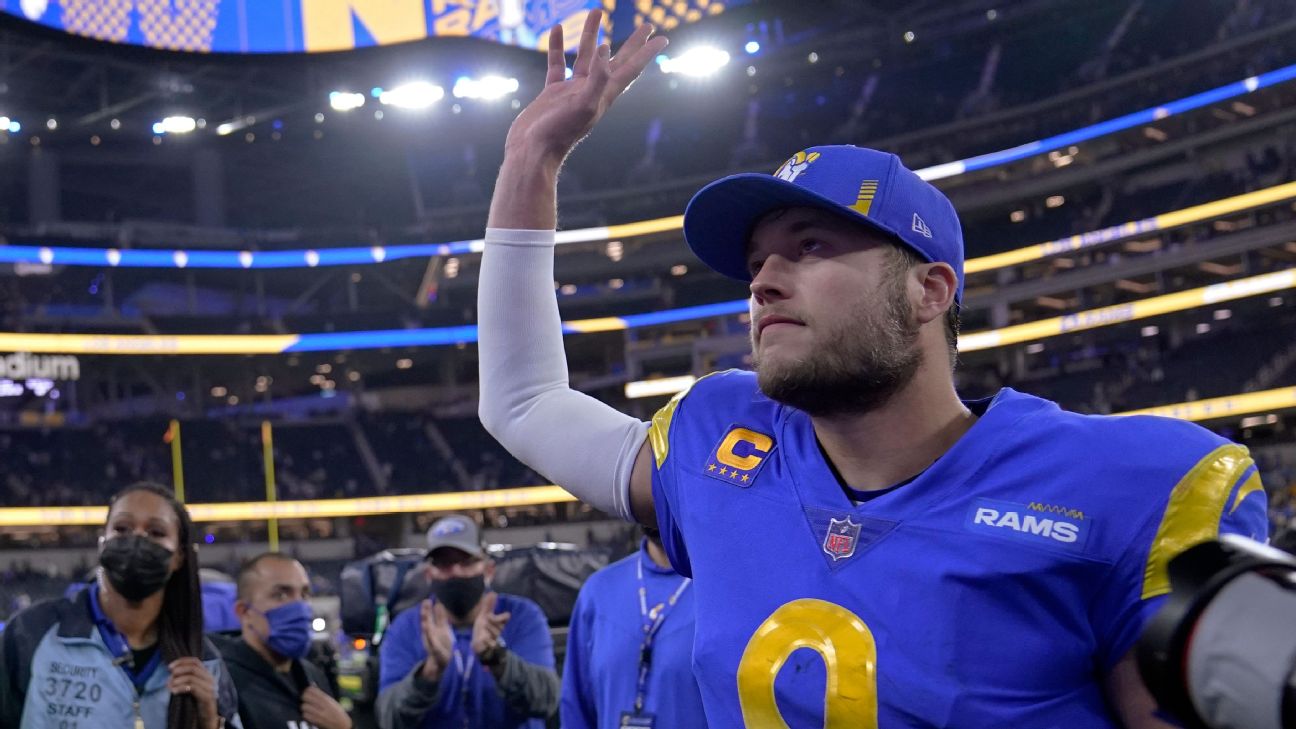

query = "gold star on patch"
[707,463,717,472]
[729,471,738,479]
[719,467,729,476]
[741,474,750,483]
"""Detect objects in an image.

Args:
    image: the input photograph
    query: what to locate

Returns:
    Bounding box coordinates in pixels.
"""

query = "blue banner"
[0,0,732,53]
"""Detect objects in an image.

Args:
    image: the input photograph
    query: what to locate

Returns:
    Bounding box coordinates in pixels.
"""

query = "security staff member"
[0,482,241,729]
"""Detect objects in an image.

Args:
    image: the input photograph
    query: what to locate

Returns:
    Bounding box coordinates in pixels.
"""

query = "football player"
[476,11,1268,726]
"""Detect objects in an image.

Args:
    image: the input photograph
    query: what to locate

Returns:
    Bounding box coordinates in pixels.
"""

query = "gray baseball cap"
[425,515,484,559]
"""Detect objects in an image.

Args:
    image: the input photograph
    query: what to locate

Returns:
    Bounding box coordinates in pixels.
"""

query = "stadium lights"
[657,47,731,77]
[1240,413,1279,428]
[379,82,445,109]
[1048,150,1075,167]
[626,375,697,399]
[0,116,18,134]
[152,116,197,135]
[329,91,365,111]
[452,76,520,100]
[0,484,581,526]
[745,41,760,54]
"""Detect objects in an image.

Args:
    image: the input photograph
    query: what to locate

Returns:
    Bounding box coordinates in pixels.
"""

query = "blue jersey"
[648,371,1268,728]
[561,541,706,729]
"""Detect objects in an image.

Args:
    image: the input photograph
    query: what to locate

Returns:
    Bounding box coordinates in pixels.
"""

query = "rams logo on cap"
[432,519,467,536]
[774,150,820,183]
[705,426,774,487]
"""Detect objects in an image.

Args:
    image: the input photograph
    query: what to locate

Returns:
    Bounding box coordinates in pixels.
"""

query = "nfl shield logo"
[823,516,861,561]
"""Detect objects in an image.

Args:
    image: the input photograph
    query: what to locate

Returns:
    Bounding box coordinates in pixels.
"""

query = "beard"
[753,277,923,418]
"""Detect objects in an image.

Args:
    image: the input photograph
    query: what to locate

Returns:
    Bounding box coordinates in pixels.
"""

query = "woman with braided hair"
[0,481,242,728]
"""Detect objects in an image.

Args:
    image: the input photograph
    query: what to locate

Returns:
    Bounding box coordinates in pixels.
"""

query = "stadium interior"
[0,0,1295,722]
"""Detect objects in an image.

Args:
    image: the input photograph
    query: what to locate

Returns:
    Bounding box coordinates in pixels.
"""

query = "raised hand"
[505,9,668,162]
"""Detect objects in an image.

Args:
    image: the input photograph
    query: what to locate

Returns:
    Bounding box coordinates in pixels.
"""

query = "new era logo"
[912,213,932,238]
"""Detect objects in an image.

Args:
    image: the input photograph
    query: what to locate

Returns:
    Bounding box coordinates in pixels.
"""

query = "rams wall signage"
[0,0,732,53]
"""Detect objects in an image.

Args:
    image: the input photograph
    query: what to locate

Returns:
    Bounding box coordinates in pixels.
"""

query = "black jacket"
[214,634,337,729]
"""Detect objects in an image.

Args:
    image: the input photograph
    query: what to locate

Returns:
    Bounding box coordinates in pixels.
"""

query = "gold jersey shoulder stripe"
[648,372,724,469]
[1142,444,1255,599]
[1229,471,1264,515]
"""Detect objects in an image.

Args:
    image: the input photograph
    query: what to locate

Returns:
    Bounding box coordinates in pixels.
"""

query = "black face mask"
[99,535,174,602]
[432,574,486,619]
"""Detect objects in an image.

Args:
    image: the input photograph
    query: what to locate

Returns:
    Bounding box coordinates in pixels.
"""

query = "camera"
[1138,535,1296,729]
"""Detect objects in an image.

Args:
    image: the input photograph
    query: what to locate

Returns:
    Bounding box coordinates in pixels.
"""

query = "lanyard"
[88,582,163,692]
[453,645,476,729]
[632,556,690,715]
[453,646,476,678]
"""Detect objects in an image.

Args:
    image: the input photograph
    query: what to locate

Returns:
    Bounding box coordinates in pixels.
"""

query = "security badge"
[704,425,775,487]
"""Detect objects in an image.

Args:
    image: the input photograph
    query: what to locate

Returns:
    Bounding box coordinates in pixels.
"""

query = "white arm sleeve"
[477,227,649,522]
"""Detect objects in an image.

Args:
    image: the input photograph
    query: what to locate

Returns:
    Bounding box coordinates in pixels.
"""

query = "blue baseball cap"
[683,145,965,302]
